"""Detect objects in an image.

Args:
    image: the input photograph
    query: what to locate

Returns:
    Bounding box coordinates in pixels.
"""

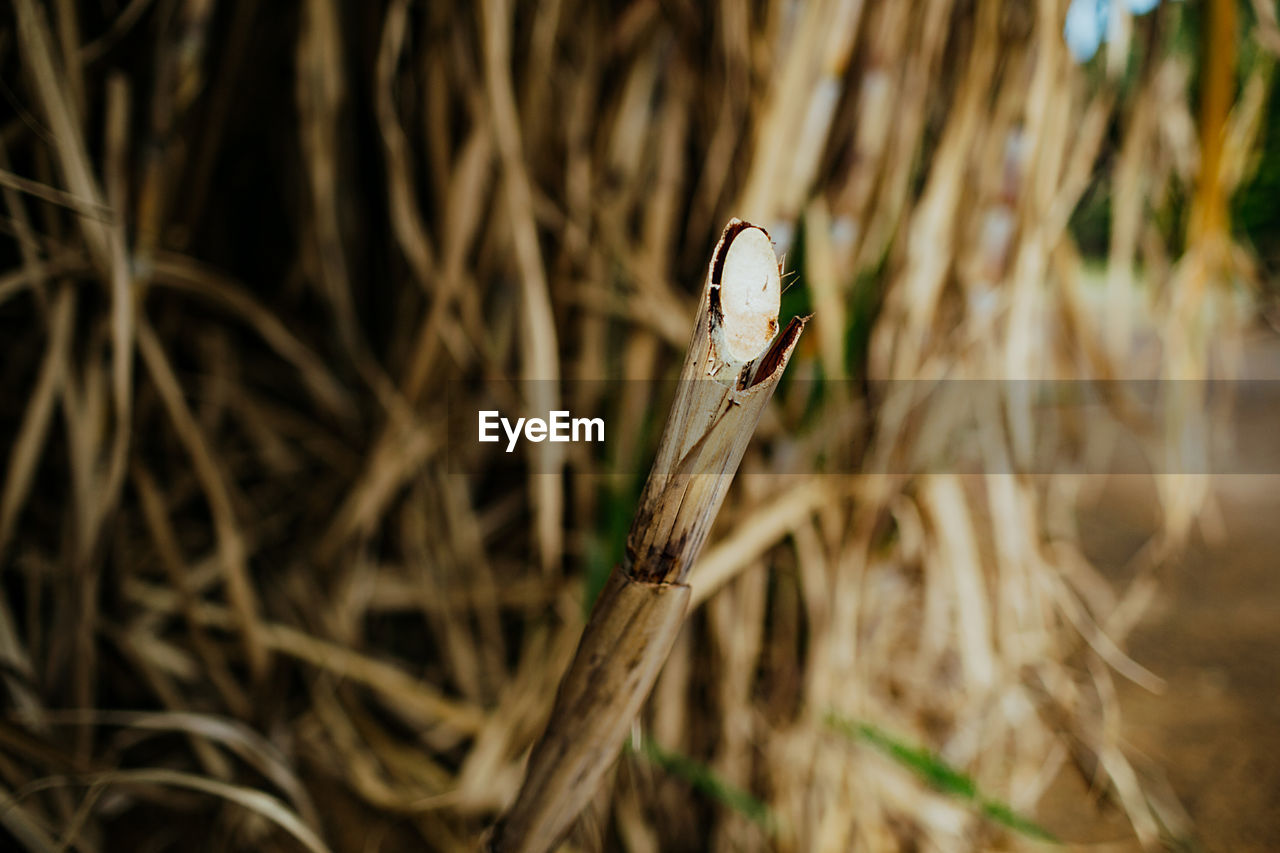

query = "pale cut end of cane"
[718,226,781,362]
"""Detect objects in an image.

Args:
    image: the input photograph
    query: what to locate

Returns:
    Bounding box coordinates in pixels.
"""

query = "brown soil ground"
[1042,331,1280,851]
[1126,481,1280,850]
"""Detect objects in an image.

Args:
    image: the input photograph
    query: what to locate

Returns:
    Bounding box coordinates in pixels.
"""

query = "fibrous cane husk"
[489,220,805,852]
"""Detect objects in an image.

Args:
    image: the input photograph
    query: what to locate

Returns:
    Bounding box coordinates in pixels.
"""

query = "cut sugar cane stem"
[717,225,780,363]
[488,220,805,853]
[629,220,803,586]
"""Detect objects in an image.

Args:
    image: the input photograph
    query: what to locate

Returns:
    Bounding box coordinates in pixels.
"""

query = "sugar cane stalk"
[488,220,806,852]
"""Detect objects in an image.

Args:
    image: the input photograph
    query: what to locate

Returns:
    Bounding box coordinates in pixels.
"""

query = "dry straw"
[0,1,1270,850]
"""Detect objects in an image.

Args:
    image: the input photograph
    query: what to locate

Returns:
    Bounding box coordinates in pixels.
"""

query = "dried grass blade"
[77,768,330,853]
[0,782,59,853]
[689,477,831,609]
[19,709,318,828]
[136,320,267,679]
[479,0,563,574]
[259,621,485,735]
[0,286,73,559]
[95,73,135,553]
[376,0,436,289]
[296,0,358,354]
[11,0,112,268]
[0,168,111,221]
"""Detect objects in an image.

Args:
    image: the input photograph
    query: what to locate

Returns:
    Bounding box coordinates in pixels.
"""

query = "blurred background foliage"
[0,0,1276,850]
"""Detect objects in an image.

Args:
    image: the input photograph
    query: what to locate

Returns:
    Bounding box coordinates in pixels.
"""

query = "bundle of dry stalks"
[0,0,1271,851]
